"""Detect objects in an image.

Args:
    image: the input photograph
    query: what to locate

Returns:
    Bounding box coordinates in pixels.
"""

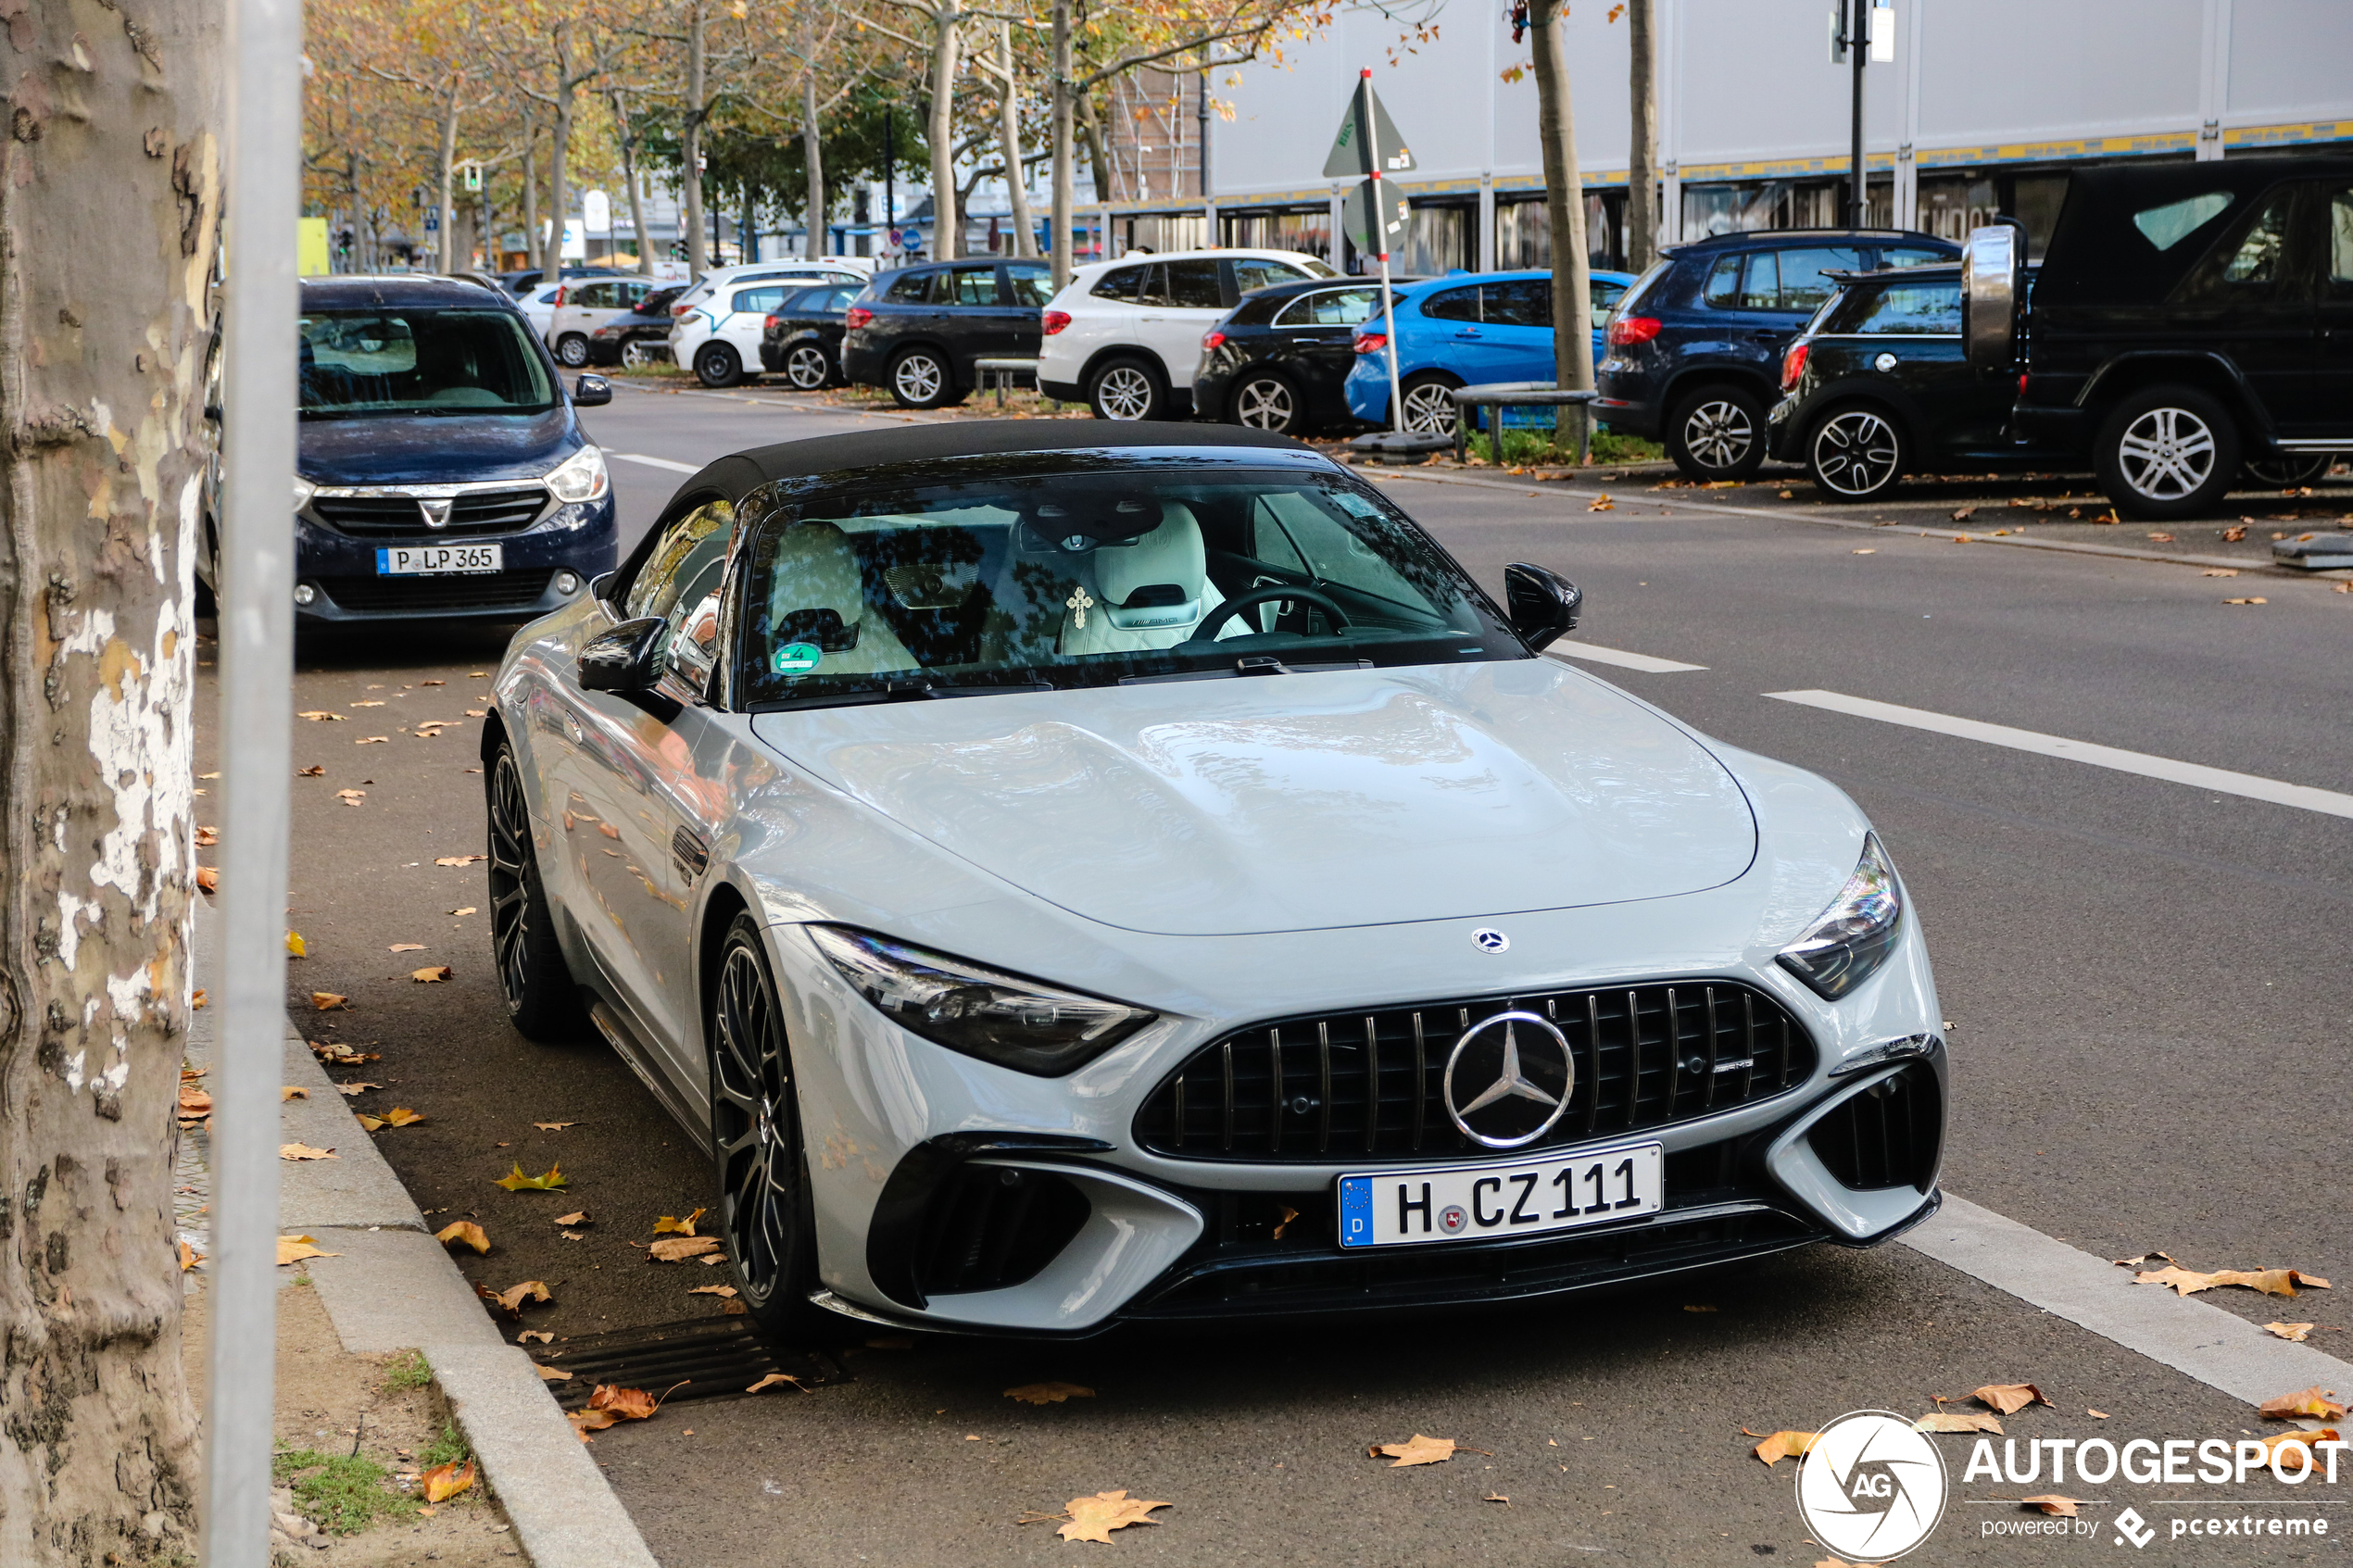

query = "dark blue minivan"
[229,276,619,622]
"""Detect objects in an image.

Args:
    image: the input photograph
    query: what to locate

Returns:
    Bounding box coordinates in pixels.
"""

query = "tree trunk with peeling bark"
[801,70,825,261]
[1626,0,1657,270]
[1530,0,1593,431]
[0,0,217,1559]
[995,24,1036,258]
[683,2,707,277]
[435,85,462,273]
[925,0,962,259]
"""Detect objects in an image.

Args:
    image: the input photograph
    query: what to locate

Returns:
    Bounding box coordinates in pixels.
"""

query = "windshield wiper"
[749,678,1052,713]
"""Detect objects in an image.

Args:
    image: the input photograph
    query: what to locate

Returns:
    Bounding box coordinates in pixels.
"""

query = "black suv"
[1980,157,2353,517]
[1595,228,1958,480]
[841,259,1055,408]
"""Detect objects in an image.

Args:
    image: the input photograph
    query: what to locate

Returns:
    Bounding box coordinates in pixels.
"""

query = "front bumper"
[294,495,617,622]
[770,884,1945,1337]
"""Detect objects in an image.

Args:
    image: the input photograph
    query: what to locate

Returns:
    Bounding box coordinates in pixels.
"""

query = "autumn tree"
[1528,0,1593,418]
[0,0,219,1557]
[1625,0,1657,270]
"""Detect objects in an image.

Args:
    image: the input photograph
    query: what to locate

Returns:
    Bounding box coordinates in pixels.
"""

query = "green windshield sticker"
[774,642,823,674]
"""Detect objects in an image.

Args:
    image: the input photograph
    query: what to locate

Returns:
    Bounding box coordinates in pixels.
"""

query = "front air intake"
[1807,1064,1942,1192]
[912,1164,1089,1298]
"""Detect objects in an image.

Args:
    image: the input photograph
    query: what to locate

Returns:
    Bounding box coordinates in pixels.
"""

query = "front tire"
[694,342,744,388]
[709,914,826,1341]
[889,347,957,409]
[784,343,833,391]
[2096,385,2240,520]
[1806,405,1906,501]
[485,744,588,1041]
[1398,372,1461,436]
[555,333,590,369]
[1229,370,1302,433]
[1666,383,1768,482]
[1088,357,1165,421]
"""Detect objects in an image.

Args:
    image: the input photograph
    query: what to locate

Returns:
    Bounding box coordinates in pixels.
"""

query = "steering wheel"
[1189,583,1352,640]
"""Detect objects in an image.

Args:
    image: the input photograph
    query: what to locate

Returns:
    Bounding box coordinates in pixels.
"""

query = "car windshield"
[736,465,1524,708]
[299,309,557,417]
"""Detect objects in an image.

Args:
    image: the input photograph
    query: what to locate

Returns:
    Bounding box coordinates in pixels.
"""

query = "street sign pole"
[1358,70,1405,434]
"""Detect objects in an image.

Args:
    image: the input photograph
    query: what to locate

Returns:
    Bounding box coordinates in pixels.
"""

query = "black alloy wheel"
[1806,406,1905,501]
[486,745,587,1040]
[2241,453,2334,488]
[709,914,825,1339]
[784,343,832,391]
[1398,372,1461,436]
[1666,383,1768,482]
[694,342,744,388]
[1088,357,1164,421]
[1230,370,1302,433]
[2095,384,2241,521]
[555,333,591,369]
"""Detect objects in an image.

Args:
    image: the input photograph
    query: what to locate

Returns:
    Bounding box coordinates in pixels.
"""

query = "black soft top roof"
[2038,157,2353,307]
[673,420,1315,500]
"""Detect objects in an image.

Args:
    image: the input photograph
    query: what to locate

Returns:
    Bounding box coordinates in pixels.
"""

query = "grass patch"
[382,1349,429,1392]
[1473,425,1665,466]
[272,1449,417,1536]
[420,1424,471,1471]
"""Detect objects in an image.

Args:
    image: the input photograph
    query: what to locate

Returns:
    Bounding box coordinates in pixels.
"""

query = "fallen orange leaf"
[382,1107,424,1126]
[1973,1384,2053,1415]
[535,1364,573,1382]
[648,1236,721,1262]
[480,1279,551,1316]
[568,1408,618,1441]
[285,930,307,957]
[652,1210,706,1236]
[533,1121,578,1131]
[2261,1428,2342,1465]
[2266,1323,2317,1343]
[281,1085,308,1101]
[1370,1434,1456,1468]
[688,1284,738,1298]
[1057,1490,1170,1544]
[553,1210,589,1226]
[310,991,350,1010]
[434,854,485,867]
[177,1240,203,1272]
[194,825,219,846]
[389,943,425,952]
[279,1143,337,1161]
[2259,1387,2347,1421]
[435,1221,491,1255]
[277,1235,339,1266]
[746,1372,806,1394]
[336,1082,380,1097]
[194,868,219,895]
[493,1161,566,1192]
[517,1330,553,1345]
[421,1460,474,1504]
[2021,1496,2080,1517]
[2136,1265,2328,1298]
[411,965,452,984]
[588,1384,661,1421]
[1916,1412,2004,1434]
[1006,1382,1096,1406]
[1748,1430,1817,1465]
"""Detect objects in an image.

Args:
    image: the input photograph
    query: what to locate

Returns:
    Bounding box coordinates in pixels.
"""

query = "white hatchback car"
[671,262,871,387]
[1038,249,1336,420]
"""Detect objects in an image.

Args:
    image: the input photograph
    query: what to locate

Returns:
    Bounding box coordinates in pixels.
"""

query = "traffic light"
[336,229,355,257]
[461,162,482,194]
[670,240,689,260]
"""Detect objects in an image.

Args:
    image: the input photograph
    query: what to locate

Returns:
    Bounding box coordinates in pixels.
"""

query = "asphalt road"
[195,383,2353,1564]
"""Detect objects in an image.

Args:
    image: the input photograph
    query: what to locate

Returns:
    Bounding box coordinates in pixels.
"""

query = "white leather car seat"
[764,521,919,677]
[1056,501,1233,656]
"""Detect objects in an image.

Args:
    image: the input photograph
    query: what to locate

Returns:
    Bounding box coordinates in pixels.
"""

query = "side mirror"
[1961,221,2025,374]
[1503,562,1582,646]
[579,616,666,693]
[573,373,613,407]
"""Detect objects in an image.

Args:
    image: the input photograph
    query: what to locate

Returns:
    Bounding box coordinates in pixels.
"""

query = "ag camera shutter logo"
[1794,1411,1949,1561]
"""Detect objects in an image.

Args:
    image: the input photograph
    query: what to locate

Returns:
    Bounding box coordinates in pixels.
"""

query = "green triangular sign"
[1322,80,1417,180]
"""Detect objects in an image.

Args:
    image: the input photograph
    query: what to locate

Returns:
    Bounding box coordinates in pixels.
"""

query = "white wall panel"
[2225,0,2353,122]
[1915,0,2203,145]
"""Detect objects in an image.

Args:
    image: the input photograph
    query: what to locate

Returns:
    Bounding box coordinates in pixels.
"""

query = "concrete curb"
[195,902,660,1568]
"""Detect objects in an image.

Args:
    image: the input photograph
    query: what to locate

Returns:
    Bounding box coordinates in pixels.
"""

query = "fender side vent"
[914,1165,1089,1298]
[1807,1063,1942,1193]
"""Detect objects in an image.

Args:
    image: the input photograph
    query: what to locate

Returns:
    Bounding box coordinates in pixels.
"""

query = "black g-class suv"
[1970,157,2352,519]
[1593,227,1958,481]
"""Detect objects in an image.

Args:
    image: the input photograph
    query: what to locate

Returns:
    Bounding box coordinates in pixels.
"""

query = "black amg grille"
[315,569,553,615]
[1807,1063,1941,1192]
[1134,981,1814,1163]
[912,1164,1089,1298]
[311,486,548,538]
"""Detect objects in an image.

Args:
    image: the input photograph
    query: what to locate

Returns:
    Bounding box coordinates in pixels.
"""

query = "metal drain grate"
[535,1318,849,1411]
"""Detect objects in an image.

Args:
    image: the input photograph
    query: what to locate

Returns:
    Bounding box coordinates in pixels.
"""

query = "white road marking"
[1544,641,1707,673]
[610,452,700,474]
[1768,688,2353,821]
[1906,1196,2353,1406]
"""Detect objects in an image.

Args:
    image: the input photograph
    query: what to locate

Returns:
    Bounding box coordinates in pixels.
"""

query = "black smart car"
[581,284,684,369]
[1594,228,1958,481]
[758,282,864,389]
[1766,263,2060,500]
[1193,277,1402,435]
[840,259,1056,408]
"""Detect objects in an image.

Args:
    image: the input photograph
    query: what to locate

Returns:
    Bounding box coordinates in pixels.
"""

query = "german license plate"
[1337,1142,1664,1248]
[375,543,501,576]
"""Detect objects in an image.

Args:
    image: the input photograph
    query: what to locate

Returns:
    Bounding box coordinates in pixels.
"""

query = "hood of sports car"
[748,659,1756,937]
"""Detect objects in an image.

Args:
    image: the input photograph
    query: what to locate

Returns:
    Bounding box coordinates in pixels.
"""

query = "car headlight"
[544,445,608,504]
[807,925,1156,1076]
[293,473,317,511]
[1775,834,1903,1000]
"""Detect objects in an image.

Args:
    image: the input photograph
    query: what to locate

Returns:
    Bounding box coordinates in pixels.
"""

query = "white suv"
[1038,248,1336,420]
[669,261,870,387]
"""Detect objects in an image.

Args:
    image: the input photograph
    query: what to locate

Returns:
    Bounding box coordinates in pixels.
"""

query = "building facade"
[1091,0,2353,271]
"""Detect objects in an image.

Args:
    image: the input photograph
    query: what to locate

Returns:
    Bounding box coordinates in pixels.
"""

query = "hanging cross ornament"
[1066,585,1096,629]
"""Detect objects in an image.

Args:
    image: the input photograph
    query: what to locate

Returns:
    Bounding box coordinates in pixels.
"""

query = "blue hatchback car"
[1343,269,1636,433]
[239,276,620,624]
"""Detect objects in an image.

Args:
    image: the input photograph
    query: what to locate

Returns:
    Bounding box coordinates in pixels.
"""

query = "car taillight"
[1202,329,1226,352]
[1041,309,1072,335]
[1780,343,1809,391]
[1353,332,1388,356]
[2018,372,2030,395]
[671,303,693,317]
[844,306,874,330]
[1606,314,1661,347]
[764,315,780,332]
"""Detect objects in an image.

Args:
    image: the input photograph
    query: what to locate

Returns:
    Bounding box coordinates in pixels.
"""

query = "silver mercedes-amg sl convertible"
[482,421,1944,1337]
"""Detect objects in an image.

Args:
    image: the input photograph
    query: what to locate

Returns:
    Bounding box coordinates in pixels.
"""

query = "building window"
[1493,194,1619,270]
[1398,204,1468,274]
[1222,209,1332,261]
